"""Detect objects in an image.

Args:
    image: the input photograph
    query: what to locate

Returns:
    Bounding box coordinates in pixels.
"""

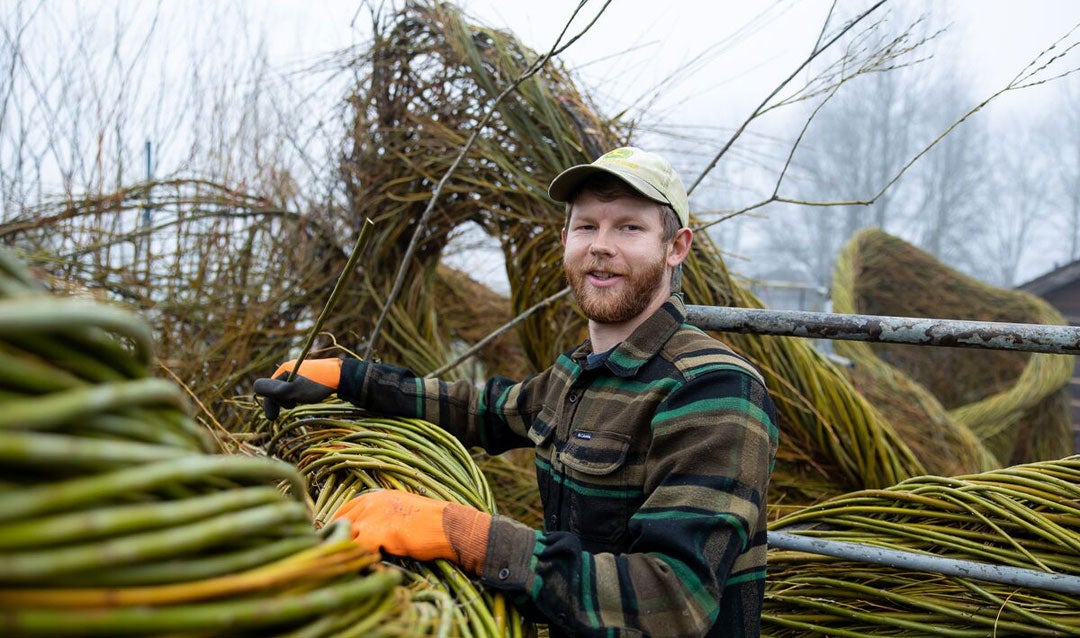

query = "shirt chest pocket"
[558,429,634,548]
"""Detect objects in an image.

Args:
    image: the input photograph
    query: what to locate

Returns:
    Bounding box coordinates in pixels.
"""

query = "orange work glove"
[332,490,492,575]
[252,358,343,420]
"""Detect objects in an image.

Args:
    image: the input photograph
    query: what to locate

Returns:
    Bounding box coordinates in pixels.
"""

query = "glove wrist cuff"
[443,503,492,575]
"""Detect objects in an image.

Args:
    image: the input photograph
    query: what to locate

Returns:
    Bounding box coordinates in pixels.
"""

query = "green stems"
[3,570,401,636]
[765,457,1080,635]
[0,500,310,582]
[0,486,283,551]
[0,247,424,636]
[0,378,185,431]
[0,455,307,523]
[261,401,531,636]
[0,297,155,368]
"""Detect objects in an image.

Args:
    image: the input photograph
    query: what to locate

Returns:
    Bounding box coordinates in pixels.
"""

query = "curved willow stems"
[259,400,529,636]
[0,247,437,636]
[765,457,1080,636]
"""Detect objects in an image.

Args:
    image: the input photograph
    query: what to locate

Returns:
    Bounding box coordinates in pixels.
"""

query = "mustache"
[570,258,621,275]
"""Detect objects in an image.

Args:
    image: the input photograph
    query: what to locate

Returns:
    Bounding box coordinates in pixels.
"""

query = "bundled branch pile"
[832,228,1074,468]
[0,247,420,637]
[0,1,924,506]
[335,1,923,506]
[0,178,341,440]
[764,456,1080,636]
[477,450,545,529]
[251,401,533,637]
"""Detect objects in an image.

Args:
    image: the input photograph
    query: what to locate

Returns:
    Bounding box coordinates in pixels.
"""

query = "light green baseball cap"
[548,146,690,227]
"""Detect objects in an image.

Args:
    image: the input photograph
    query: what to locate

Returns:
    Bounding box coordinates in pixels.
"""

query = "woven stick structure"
[831,228,1073,468]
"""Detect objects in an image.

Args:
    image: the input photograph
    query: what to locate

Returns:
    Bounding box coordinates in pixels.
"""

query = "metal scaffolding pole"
[686,305,1080,355]
[768,531,1080,595]
[689,305,1080,582]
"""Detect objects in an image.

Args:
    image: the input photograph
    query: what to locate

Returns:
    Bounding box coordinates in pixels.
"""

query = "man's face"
[561,192,673,324]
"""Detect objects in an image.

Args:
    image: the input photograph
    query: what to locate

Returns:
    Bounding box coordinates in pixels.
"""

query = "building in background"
[1019,259,1080,453]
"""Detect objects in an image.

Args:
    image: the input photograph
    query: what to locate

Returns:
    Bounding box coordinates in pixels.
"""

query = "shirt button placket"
[552,374,585,533]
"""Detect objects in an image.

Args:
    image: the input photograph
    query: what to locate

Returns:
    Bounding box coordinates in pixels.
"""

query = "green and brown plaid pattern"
[340,295,779,637]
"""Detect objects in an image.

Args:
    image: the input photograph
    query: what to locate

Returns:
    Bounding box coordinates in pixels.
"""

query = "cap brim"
[548,165,606,202]
[548,164,669,208]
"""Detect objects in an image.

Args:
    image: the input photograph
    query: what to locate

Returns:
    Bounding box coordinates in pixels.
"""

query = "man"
[254,147,779,637]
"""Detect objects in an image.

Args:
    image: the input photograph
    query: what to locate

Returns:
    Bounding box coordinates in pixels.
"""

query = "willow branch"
[364,1,613,359]
[687,0,888,196]
[694,23,1080,233]
[426,286,571,378]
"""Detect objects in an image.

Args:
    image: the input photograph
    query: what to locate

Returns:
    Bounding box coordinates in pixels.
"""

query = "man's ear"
[561,227,567,246]
[667,227,693,267]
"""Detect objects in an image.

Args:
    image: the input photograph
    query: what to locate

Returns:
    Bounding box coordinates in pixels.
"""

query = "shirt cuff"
[337,358,370,405]
[481,514,537,592]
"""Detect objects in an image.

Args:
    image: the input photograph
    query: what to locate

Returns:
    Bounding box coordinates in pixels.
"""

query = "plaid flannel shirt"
[339,295,779,637]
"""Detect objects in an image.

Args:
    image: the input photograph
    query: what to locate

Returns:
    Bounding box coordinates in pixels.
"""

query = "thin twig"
[426,286,571,378]
[692,22,1080,233]
[287,218,375,380]
[157,360,235,452]
[686,1,887,196]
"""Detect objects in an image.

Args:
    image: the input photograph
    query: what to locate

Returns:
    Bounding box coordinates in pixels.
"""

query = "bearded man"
[254,147,779,637]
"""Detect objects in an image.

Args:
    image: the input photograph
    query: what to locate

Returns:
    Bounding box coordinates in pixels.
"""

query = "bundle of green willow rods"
[763,456,1080,636]
[0,248,412,637]
[257,400,533,637]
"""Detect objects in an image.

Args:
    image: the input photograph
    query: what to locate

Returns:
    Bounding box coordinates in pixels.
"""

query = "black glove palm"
[253,375,335,420]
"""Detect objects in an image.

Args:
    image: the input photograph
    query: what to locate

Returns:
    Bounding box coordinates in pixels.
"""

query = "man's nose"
[589,228,615,256]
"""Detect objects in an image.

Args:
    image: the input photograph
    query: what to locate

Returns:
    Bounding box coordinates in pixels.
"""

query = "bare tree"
[1047,76,1080,263]
[753,5,1079,293]
[758,47,944,287]
[907,68,988,268]
[977,123,1051,287]
[0,1,342,222]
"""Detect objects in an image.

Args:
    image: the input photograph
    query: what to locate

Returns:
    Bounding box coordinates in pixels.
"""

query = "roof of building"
[1018,259,1080,296]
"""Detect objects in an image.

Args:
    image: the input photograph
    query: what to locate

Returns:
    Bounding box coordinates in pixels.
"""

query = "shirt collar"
[571,294,685,377]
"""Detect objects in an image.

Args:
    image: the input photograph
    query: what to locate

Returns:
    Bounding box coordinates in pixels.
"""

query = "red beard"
[565,252,667,324]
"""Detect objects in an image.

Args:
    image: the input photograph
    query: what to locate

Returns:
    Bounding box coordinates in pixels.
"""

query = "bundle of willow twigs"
[477,450,544,530]
[831,229,1000,477]
[832,228,1073,467]
[256,400,533,637]
[764,456,1080,636]
[0,247,414,636]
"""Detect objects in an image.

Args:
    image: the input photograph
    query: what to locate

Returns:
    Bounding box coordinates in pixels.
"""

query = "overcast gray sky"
[263,1,1079,125]
[5,0,1080,289]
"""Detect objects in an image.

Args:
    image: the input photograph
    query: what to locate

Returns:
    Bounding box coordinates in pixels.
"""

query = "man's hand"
[332,490,491,574]
[252,358,343,420]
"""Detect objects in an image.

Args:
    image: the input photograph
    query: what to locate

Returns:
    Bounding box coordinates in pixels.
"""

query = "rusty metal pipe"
[686,305,1080,355]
